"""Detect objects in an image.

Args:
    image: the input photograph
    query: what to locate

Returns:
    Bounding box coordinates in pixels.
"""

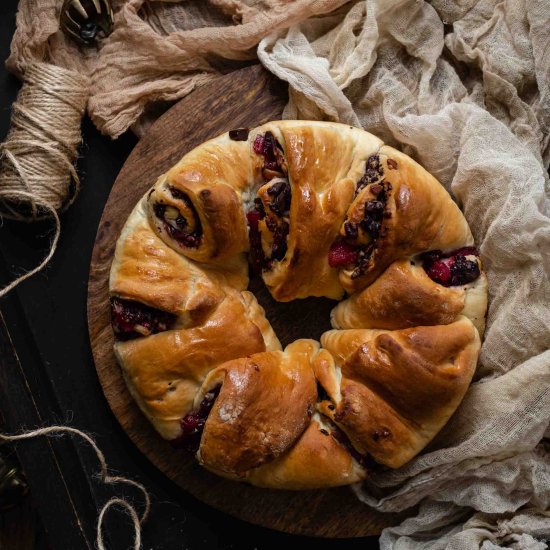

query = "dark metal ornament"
[0,454,28,511]
[60,0,114,46]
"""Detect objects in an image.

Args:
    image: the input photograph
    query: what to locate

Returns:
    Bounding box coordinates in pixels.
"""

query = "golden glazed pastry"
[109,121,488,489]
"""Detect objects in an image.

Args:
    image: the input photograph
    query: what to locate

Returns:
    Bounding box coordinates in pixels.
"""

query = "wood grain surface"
[87,65,402,538]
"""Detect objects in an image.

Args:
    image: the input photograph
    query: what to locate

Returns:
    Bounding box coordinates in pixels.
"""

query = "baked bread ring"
[109,121,488,489]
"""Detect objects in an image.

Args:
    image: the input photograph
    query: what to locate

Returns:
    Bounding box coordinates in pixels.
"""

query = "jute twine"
[0,61,89,297]
[0,426,150,549]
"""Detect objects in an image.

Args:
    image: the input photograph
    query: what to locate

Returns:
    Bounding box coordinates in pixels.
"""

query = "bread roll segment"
[109,121,488,489]
[320,318,480,468]
[195,341,368,489]
[114,289,280,440]
[245,417,366,489]
[256,121,382,300]
[338,147,474,294]
[197,339,318,476]
[147,133,252,264]
[332,258,488,337]
[110,197,239,318]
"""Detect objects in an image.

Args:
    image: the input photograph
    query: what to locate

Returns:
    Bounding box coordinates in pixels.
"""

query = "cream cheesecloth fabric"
[259,1,550,547]
[6,1,550,548]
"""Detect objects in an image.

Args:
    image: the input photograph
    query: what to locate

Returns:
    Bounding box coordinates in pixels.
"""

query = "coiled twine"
[0,62,89,296]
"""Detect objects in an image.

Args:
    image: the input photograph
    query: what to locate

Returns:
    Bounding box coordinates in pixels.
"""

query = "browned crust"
[321,318,480,468]
[261,123,381,300]
[332,259,466,330]
[335,379,419,467]
[109,199,229,318]
[147,134,251,264]
[244,419,366,489]
[114,290,275,440]
[198,340,318,475]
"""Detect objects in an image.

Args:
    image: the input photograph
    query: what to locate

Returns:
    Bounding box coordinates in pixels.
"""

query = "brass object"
[60,0,114,45]
[0,454,28,512]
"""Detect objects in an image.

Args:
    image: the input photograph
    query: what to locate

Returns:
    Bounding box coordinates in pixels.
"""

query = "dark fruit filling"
[253,131,287,179]
[247,207,266,273]
[247,177,291,273]
[153,189,202,249]
[271,220,289,261]
[253,131,277,170]
[356,154,384,194]
[248,133,291,271]
[228,128,249,141]
[329,180,390,278]
[361,199,384,238]
[168,185,188,201]
[172,387,221,453]
[420,246,480,286]
[267,179,291,216]
[110,297,176,340]
[246,202,290,272]
[316,382,331,402]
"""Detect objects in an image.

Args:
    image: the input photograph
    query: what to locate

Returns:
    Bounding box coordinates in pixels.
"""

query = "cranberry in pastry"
[110,297,176,340]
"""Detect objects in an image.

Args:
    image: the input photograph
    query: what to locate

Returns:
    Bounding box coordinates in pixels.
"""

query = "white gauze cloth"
[258,1,550,548]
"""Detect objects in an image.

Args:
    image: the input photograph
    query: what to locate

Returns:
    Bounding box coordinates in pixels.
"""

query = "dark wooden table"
[0,1,381,548]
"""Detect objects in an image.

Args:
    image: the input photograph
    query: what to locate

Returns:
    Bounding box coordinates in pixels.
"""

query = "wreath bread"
[109,121,488,490]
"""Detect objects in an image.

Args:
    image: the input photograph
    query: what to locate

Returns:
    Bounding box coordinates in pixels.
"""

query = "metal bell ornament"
[0,454,28,511]
[60,0,114,45]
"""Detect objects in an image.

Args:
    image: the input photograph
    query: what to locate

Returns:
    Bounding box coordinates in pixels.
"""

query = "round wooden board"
[87,65,403,538]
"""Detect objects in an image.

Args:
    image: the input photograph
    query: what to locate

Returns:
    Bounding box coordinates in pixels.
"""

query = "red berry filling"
[329,180,390,277]
[421,247,480,286]
[247,205,266,273]
[246,208,262,232]
[253,133,265,154]
[328,239,359,268]
[253,131,287,178]
[110,297,176,340]
[425,257,453,285]
[247,178,291,273]
[172,387,220,453]
[453,246,478,257]
[253,131,277,171]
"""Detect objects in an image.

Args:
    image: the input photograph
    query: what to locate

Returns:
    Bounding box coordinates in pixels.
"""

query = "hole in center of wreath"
[247,274,338,348]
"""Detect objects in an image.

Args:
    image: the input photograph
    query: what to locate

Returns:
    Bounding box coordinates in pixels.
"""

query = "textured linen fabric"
[6,1,550,547]
[7,0,351,137]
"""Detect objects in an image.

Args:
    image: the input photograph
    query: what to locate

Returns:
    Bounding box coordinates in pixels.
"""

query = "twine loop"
[0,425,150,549]
[0,62,89,297]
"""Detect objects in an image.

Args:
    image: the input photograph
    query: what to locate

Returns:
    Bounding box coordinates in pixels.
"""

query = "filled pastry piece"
[246,121,382,300]
[110,198,279,440]
[319,318,480,468]
[114,289,280,440]
[330,147,475,294]
[181,340,367,489]
[331,257,488,336]
[147,133,252,267]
